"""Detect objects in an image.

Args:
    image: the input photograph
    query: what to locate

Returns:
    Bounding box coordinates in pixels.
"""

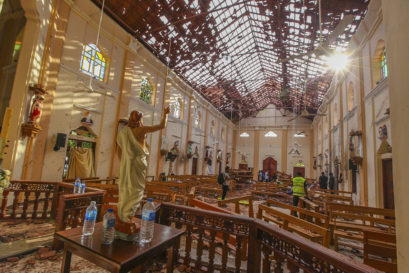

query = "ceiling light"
[324,53,350,72]
[240,132,250,138]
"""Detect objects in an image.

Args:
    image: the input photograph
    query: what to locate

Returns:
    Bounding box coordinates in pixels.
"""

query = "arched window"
[210,120,215,136]
[80,44,107,81]
[347,82,354,112]
[380,47,388,80]
[172,98,182,119]
[140,78,153,104]
[194,107,201,128]
[264,131,277,137]
[372,40,387,87]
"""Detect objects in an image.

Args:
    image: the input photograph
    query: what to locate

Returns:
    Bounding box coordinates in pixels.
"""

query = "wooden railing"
[158,202,380,273]
[0,180,105,249]
[53,182,105,249]
[0,180,59,219]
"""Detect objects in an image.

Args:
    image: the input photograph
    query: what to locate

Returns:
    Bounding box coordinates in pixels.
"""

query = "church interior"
[0,0,408,272]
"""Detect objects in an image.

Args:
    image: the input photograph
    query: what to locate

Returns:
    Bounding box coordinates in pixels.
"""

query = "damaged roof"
[93,0,369,121]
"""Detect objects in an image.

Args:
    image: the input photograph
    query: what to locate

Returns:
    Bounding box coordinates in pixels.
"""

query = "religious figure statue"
[28,95,45,125]
[116,107,170,233]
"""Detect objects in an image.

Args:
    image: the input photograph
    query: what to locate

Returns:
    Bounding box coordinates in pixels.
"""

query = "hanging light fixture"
[87,0,106,93]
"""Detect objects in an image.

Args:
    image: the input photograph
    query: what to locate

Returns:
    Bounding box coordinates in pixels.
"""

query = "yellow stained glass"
[80,44,107,81]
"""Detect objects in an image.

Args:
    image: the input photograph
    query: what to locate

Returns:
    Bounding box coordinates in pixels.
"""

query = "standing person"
[329,173,336,191]
[319,172,328,189]
[264,171,270,182]
[272,172,278,182]
[292,172,308,215]
[220,166,230,200]
[116,107,170,224]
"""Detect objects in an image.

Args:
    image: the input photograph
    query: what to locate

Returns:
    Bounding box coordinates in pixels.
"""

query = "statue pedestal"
[114,212,141,242]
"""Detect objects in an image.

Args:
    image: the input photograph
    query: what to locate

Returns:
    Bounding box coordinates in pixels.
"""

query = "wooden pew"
[299,196,320,213]
[363,230,397,273]
[196,186,222,198]
[257,203,331,247]
[251,190,292,203]
[217,195,254,217]
[329,203,395,251]
[312,188,353,198]
[265,199,329,229]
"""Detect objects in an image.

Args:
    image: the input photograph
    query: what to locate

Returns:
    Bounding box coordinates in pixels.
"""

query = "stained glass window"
[172,99,181,119]
[140,78,153,104]
[80,44,107,81]
[381,47,388,80]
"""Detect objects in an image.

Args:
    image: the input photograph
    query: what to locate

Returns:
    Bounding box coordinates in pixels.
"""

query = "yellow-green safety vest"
[292,177,306,196]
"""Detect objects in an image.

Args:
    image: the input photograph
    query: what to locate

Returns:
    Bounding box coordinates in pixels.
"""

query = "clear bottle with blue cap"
[139,198,155,244]
[102,208,116,245]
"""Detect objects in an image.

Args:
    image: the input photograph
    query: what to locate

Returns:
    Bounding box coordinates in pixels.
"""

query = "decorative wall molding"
[374,114,390,126]
[343,107,357,121]
[364,78,388,102]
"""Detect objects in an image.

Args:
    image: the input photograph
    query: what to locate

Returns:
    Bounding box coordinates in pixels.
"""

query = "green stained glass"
[140,78,153,104]
[381,47,388,80]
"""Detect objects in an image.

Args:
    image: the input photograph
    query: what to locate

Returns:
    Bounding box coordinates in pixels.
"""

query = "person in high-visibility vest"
[292,172,308,213]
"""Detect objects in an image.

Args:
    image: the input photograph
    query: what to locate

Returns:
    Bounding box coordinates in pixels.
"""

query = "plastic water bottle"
[80,181,86,194]
[102,208,116,245]
[73,178,81,194]
[82,201,97,236]
[140,198,155,244]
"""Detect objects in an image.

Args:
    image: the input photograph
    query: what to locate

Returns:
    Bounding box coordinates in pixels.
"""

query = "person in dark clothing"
[221,166,230,200]
[319,172,328,189]
[272,173,277,182]
[329,173,336,190]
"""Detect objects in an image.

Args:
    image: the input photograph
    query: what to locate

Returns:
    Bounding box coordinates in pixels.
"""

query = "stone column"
[253,130,260,180]
[281,129,288,173]
[381,0,409,270]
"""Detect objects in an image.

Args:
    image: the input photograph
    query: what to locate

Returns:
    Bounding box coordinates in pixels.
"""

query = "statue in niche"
[378,125,387,140]
[28,94,45,125]
[166,140,180,175]
[81,111,94,126]
[239,152,247,164]
[116,106,170,238]
[193,146,199,157]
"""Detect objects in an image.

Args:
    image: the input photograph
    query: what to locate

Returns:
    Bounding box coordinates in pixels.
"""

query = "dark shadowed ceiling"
[92,0,369,121]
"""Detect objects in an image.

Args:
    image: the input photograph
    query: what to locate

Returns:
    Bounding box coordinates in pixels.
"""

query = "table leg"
[61,247,72,273]
[167,238,180,273]
[166,246,175,273]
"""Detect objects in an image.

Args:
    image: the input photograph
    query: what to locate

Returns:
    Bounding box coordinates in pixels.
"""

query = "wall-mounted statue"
[81,111,94,126]
[116,107,170,237]
[187,142,193,158]
[28,94,45,125]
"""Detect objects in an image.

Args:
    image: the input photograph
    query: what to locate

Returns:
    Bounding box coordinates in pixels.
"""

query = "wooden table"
[55,222,184,273]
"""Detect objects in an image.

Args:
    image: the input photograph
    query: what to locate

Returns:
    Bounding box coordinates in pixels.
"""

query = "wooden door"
[192,158,198,175]
[262,157,277,175]
[382,159,394,209]
[293,167,305,178]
